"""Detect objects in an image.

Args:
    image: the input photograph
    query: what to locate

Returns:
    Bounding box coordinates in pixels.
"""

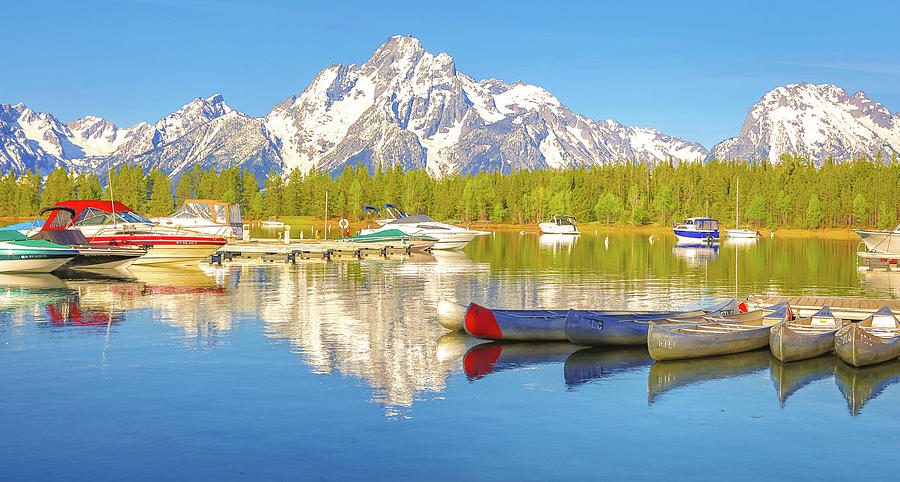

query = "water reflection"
[462,341,583,380]
[538,233,579,252]
[647,349,771,404]
[563,347,654,387]
[672,242,719,265]
[257,253,492,418]
[834,358,900,416]
[769,355,836,407]
[858,270,900,298]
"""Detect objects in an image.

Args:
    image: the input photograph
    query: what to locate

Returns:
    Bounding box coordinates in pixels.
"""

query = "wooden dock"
[210,238,429,262]
[746,294,900,321]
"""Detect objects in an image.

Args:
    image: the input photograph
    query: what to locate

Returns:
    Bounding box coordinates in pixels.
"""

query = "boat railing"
[464,220,490,231]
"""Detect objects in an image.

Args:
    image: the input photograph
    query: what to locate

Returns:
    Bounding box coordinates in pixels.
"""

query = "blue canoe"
[565,301,789,346]
[463,299,742,341]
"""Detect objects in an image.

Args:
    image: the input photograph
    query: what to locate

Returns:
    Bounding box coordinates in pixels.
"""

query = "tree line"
[1,153,898,229]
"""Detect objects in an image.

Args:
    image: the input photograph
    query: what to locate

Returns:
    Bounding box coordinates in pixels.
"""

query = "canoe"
[833,306,900,367]
[647,305,791,361]
[770,306,846,362]
[564,300,778,346]
[462,298,740,341]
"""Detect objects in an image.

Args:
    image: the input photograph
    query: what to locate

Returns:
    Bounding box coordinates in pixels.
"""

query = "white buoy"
[771,232,775,238]
[604,236,609,249]
[520,230,525,235]
[649,234,654,244]
[437,299,467,331]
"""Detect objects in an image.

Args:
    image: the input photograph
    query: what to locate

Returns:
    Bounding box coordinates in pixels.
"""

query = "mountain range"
[2,35,899,181]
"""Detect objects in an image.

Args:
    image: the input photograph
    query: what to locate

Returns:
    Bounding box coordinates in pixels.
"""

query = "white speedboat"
[359,214,489,250]
[856,225,900,254]
[0,231,78,273]
[152,199,244,238]
[538,215,580,235]
[41,200,227,266]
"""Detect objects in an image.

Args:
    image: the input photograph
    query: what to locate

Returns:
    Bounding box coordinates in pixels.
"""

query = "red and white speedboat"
[41,200,227,266]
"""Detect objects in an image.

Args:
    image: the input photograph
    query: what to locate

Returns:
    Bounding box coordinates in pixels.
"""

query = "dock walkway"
[746,294,900,321]
[213,238,426,261]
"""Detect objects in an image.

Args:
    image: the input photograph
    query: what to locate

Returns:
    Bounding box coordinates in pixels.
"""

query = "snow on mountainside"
[264,35,708,176]
[5,37,899,181]
[710,83,900,164]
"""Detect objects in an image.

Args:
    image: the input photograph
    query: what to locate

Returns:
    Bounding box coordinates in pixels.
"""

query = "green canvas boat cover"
[0,229,77,251]
[339,229,436,242]
[0,230,29,241]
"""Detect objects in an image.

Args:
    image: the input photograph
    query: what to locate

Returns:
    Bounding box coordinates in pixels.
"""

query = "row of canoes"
[437,300,900,368]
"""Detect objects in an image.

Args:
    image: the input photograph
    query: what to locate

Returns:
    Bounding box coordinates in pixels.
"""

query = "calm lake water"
[2,231,899,479]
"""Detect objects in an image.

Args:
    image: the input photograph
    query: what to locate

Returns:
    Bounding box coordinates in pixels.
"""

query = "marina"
[3,228,900,479]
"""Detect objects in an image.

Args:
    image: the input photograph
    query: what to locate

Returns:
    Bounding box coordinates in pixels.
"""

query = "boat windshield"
[386,214,435,225]
[116,211,154,224]
[171,202,213,221]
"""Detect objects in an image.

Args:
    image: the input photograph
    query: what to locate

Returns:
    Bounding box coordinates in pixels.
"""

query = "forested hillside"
[1,154,897,230]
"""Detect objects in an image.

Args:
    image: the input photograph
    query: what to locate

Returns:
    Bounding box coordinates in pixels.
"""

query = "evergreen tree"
[807,194,824,228]
[42,167,75,207]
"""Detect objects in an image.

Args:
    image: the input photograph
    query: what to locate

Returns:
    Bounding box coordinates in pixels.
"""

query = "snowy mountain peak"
[711,83,900,164]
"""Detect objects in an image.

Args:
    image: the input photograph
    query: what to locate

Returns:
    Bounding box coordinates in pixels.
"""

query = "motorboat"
[538,215,580,235]
[359,214,489,250]
[0,230,78,273]
[673,217,720,242]
[40,200,227,266]
[260,216,285,229]
[152,199,244,238]
[29,217,146,269]
[337,229,436,252]
[856,224,900,254]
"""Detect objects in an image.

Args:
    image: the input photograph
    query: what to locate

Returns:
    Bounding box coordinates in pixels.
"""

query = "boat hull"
[725,229,760,238]
[538,222,580,235]
[0,254,74,273]
[648,322,775,361]
[770,323,842,362]
[834,323,900,367]
[855,229,900,254]
[674,230,719,242]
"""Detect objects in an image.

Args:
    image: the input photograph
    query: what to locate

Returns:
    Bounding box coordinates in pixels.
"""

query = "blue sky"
[4,0,898,148]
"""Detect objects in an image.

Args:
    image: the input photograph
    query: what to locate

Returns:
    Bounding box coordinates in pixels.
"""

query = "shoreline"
[0,215,864,241]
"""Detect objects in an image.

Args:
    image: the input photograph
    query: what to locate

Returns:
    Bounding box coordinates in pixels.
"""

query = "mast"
[736,177,739,228]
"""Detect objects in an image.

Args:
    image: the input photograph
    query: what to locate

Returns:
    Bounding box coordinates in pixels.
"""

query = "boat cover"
[0,220,45,231]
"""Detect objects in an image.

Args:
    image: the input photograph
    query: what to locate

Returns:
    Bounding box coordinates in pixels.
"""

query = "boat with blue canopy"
[673,217,720,242]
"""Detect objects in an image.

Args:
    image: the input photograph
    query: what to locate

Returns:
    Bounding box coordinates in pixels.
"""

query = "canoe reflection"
[834,358,900,416]
[563,347,654,387]
[647,348,771,404]
[463,341,583,380]
[768,355,836,407]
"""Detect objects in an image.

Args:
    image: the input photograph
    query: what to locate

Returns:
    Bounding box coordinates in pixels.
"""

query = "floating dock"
[746,295,900,321]
[210,238,429,262]
[857,251,900,270]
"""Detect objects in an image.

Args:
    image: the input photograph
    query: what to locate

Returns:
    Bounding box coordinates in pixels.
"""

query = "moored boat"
[336,228,436,252]
[30,226,146,270]
[538,215,580,235]
[647,305,791,361]
[833,306,900,367]
[725,228,760,238]
[359,213,489,250]
[152,199,244,238]
[40,200,227,266]
[462,299,741,341]
[672,217,719,242]
[770,305,845,362]
[855,224,900,254]
[0,231,78,273]
[260,216,285,229]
